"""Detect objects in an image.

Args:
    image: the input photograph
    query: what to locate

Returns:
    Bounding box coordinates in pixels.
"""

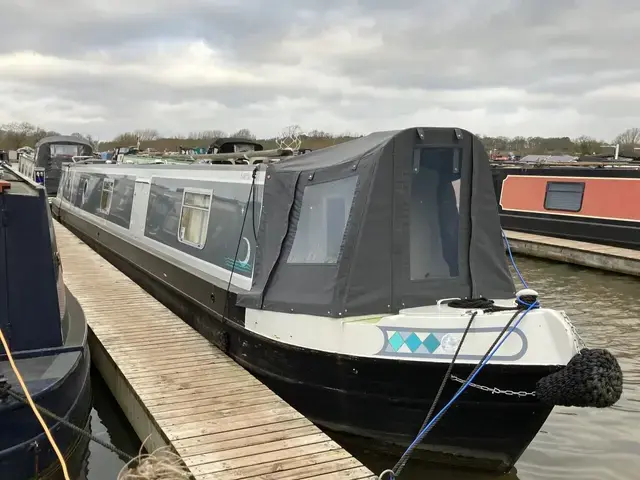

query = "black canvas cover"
[35,136,94,196]
[35,135,93,164]
[237,127,515,317]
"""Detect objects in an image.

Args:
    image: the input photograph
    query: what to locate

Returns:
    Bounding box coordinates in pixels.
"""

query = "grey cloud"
[1,0,639,139]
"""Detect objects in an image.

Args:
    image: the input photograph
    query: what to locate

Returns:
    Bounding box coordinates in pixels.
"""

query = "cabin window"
[410,147,461,280]
[288,175,358,264]
[544,181,584,212]
[178,190,212,249]
[99,178,114,214]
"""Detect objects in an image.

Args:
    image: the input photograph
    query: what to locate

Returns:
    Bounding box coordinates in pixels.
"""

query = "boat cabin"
[238,127,516,317]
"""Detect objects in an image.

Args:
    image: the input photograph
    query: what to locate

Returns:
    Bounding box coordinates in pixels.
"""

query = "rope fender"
[535,348,623,408]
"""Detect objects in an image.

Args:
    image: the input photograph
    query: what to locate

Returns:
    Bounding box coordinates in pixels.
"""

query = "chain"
[450,375,536,397]
[561,311,586,353]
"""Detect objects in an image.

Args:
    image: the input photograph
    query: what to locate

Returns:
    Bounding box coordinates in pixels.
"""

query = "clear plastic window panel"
[288,175,358,264]
[410,147,461,280]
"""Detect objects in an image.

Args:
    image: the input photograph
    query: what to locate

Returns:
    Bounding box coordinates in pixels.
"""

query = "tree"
[0,122,37,149]
[112,132,139,145]
[231,128,256,140]
[614,127,640,146]
[133,128,160,141]
[188,130,227,140]
[573,135,601,155]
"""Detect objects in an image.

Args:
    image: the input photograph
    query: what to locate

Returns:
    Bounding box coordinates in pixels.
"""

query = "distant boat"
[491,156,640,250]
[16,136,95,197]
[0,163,91,479]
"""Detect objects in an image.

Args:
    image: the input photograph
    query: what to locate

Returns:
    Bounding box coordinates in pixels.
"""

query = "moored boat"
[17,135,95,198]
[50,128,622,472]
[492,158,640,250]
[0,163,92,479]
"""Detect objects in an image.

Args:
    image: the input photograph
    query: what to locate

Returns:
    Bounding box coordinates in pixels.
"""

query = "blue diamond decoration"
[388,332,404,351]
[405,333,422,352]
[423,333,441,353]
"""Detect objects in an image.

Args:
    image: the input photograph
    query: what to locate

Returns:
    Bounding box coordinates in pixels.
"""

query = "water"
[77,370,141,480]
[83,256,640,480]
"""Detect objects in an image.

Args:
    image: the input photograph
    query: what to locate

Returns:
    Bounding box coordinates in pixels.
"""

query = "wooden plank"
[53,220,374,479]
[504,229,640,277]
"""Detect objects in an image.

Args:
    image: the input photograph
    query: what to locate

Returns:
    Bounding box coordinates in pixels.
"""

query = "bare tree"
[231,128,256,140]
[188,130,227,140]
[573,135,601,155]
[0,122,38,149]
[112,132,139,145]
[613,128,640,146]
[133,128,160,141]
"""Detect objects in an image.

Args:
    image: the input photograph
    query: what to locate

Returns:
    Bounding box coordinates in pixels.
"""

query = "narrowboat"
[492,159,640,250]
[50,128,622,472]
[17,135,95,197]
[0,164,92,479]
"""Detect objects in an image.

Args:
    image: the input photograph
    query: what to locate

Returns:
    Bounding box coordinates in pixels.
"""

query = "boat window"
[288,175,358,264]
[61,170,72,200]
[410,147,461,280]
[51,144,81,156]
[544,181,584,212]
[99,178,114,214]
[178,189,212,249]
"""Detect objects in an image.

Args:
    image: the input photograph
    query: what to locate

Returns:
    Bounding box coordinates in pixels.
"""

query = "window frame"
[177,187,213,250]
[99,178,115,214]
[543,181,585,212]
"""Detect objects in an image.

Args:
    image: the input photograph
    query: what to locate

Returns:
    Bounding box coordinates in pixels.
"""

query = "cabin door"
[130,179,151,237]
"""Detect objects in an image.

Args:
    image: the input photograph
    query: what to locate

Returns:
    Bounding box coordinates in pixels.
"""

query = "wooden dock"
[504,230,640,277]
[53,220,376,480]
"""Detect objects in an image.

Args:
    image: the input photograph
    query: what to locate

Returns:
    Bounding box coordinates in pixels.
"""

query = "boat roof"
[35,135,93,148]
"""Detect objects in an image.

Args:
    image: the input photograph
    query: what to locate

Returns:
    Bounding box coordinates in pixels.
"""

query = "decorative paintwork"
[376,326,528,360]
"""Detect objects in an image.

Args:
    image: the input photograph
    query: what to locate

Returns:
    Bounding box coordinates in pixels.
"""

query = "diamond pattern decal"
[423,333,441,353]
[385,330,443,354]
[388,331,404,351]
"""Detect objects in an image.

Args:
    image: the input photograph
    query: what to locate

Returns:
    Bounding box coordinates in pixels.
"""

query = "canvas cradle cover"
[238,127,515,317]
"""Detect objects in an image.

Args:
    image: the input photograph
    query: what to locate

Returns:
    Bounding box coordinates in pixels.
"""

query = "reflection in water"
[79,368,141,480]
[80,257,639,480]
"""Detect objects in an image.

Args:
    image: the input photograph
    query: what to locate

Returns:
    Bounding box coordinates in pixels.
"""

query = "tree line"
[2,121,639,156]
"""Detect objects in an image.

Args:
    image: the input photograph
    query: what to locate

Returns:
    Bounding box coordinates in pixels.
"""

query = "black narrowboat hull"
[491,166,640,250]
[0,291,92,480]
[56,209,558,472]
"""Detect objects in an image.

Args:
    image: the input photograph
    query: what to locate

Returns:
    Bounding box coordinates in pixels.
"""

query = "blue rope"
[382,233,538,480]
[502,229,528,288]
[399,300,538,458]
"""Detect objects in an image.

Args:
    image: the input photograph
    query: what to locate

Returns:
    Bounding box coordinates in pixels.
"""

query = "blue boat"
[0,162,91,479]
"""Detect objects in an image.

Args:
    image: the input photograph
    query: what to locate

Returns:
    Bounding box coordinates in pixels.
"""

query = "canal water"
[82,255,640,480]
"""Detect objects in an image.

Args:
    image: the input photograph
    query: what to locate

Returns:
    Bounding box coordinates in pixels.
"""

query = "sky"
[1,0,639,141]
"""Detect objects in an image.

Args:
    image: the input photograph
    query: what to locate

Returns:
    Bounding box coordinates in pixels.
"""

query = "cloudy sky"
[1,0,638,141]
